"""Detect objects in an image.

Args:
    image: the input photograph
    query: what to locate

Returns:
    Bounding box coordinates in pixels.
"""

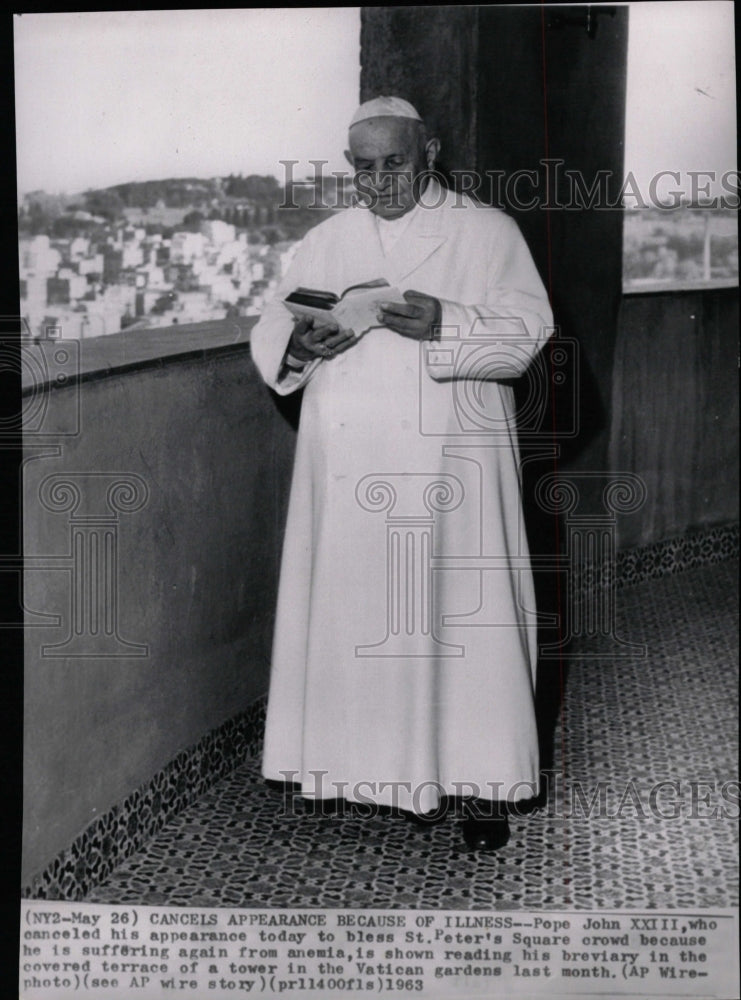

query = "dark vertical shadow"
[517,307,608,803]
[269,386,302,432]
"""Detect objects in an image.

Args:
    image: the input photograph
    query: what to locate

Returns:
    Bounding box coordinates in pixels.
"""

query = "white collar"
[374,200,422,254]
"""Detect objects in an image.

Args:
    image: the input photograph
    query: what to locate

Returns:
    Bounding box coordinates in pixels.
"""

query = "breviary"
[284,278,405,335]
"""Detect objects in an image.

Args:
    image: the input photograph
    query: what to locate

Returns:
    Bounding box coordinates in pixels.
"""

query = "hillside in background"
[19,173,355,244]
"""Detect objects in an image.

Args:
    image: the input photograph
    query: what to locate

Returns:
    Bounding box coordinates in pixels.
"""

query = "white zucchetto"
[349,96,422,129]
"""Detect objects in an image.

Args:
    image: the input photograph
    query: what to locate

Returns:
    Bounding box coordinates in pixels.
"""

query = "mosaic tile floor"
[86,559,738,910]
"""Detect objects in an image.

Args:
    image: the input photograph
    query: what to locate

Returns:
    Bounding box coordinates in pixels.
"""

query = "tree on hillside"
[224,174,280,201]
[84,189,125,221]
[182,210,205,232]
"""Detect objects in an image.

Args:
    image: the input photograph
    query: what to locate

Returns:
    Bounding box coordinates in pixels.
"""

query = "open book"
[284,278,405,335]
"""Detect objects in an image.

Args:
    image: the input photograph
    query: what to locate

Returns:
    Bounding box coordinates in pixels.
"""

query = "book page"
[332,285,405,334]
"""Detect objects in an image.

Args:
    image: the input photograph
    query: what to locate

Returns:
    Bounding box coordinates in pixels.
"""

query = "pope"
[250,96,554,850]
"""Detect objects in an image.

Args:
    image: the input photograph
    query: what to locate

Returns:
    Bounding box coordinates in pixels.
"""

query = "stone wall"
[22,341,296,882]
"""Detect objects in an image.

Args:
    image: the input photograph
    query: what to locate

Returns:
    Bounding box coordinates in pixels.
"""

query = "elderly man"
[251,96,553,850]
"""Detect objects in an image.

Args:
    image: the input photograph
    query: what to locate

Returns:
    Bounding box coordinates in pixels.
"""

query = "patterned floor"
[86,559,738,910]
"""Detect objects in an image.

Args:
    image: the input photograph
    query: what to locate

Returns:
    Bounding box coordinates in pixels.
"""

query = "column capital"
[355,472,465,521]
[39,472,149,521]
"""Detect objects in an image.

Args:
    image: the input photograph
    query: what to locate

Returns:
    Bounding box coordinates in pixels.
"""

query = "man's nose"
[373,170,403,190]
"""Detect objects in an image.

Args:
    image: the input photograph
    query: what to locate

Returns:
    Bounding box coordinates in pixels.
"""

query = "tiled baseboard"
[615,521,739,586]
[22,521,738,901]
[568,521,739,600]
[22,699,266,900]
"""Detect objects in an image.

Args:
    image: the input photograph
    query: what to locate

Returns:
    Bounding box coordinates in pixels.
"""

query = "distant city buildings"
[19,220,295,340]
[17,174,335,341]
[623,206,738,289]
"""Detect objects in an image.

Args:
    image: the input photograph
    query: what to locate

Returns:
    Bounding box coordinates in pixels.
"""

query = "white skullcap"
[349,96,422,128]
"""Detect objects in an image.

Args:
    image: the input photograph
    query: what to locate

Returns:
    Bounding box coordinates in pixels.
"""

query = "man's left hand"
[378,290,441,341]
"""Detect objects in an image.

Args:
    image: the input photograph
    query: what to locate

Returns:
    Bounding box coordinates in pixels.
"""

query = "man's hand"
[288,317,358,362]
[378,289,442,341]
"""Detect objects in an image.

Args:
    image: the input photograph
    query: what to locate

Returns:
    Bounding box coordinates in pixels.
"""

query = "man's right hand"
[289,317,358,361]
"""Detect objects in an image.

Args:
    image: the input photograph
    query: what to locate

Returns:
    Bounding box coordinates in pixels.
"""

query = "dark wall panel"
[360,6,479,175]
[477,5,629,511]
[609,289,739,548]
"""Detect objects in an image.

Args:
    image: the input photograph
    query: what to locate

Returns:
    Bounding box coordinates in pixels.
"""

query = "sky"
[14,4,737,198]
[14,8,361,195]
[624,1,737,194]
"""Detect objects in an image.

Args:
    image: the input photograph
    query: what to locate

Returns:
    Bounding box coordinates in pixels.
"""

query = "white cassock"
[250,179,553,814]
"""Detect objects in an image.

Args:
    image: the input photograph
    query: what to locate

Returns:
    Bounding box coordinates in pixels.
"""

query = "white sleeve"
[249,231,323,395]
[423,214,554,382]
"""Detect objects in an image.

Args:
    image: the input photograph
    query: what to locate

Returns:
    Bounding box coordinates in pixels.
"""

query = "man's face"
[346,116,428,219]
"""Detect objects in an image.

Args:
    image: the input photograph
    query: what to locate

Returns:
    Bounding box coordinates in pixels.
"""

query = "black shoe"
[461,816,510,851]
[302,797,344,817]
[404,808,448,828]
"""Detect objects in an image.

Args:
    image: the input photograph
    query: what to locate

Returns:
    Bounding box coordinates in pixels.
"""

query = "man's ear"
[343,149,354,167]
[425,137,441,168]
